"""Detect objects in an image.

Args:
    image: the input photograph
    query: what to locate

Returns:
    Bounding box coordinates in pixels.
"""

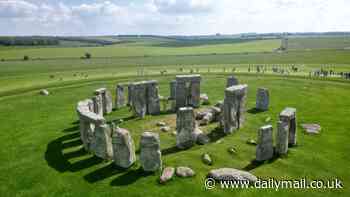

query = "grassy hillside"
[0,35,349,197]
[288,37,350,50]
[0,74,348,197]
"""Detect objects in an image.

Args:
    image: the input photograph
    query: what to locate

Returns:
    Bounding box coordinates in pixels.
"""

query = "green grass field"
[0,36,349,197]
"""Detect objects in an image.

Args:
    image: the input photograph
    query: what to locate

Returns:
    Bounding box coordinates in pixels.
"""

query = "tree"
[23,55,29,61]
[84,52,91,59]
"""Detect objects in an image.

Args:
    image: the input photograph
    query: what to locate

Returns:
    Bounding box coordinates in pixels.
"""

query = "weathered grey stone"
[200,112,214,126]
[146,80,160,115]
[169,80,177,100]
[115,84,126,109]
[40,89,49,96]
[227,146,237,154]
[193,128,210,145]
[223,85,248,134]
[176,166,195,177]
[256,125,274,161]
[93,123,113,160]
[202,153,212,165]
[200,94,210,105]
[175,75,201,109]
[160,167,175,184]
[94,88,113,114]
[156,121,167,127]
[160,126,171,132]
[92,95,103,116]
[276,121,289,155]
[127,83,134,106]
[302,123,321,134]
[112,126,136,168]
[77,99,105,151]
[256,88,269,111]
[280,107,297,146]
[208,168,257,183]
[246,139,257,145]
[140,132,162,172]
[131,82,147,118]
[226,76,239,87]
[176,107,196,149]
[129,81,161,118]
[104,90,113,114]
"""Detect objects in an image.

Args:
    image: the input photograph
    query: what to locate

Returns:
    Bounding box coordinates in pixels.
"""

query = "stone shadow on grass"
[84,163,125,183]
[62,125,79,133]
[247,108,265,114]
[207,127,226,143]
[242,154,279,171]
[110,167,153,186]
[45,131,103,173]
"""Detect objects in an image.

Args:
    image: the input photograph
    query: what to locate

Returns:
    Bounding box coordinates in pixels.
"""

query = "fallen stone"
[302,123,321,134]
[160,167,175,184]
[160,126,171,132]
[156,121,167,127]
[40,89,49,96]
[227,147,237,154]
[246,139,257,145]
[176,166,195,177]
[207,168,257,183]
[200,94,210,105]
[202,153,212,165]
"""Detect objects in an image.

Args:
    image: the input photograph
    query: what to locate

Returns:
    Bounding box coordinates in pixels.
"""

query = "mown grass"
[0,74,348,197]
[0,39,279,60]
[0,36,349,197]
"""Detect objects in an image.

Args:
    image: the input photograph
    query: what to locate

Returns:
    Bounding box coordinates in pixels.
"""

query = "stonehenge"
[111,125,136,168]
[75,76,299,179]
[256,125,274,161]
[276,120,289,155]
[222,84,248,134]
[94,88,113,115]
[256,88,269,111]
[175,75,201,109]
[176,107,196,149]
[115,84,126,109]
[280,107,297,146]
[130,80,161,118]
[140,132,162,172]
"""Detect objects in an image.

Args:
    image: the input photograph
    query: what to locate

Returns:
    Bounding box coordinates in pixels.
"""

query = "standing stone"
[112,126,136,168]
[256,125,274,161]
[92,95,103,116]
[190,79,201,107]
[256,88,269,111]
[95,88,113,114]
[127,83,134,106]
[169,80,177,100]
[223,85,248,134]
[140,132,162,172]
[77,99,105,151]
[276,121,289,155]
[175,75,201,109]
[279,107,297,146]
[115,84,126,109]
[176,107,196,149]
[93,123,113,160]
[226,76,239,87]
[146,80,160,115]
[105,90,113,114]
[131,82,147,118]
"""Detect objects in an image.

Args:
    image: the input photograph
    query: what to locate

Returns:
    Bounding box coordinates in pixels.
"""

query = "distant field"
[0,39,279,60]
[288,36,350,50]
